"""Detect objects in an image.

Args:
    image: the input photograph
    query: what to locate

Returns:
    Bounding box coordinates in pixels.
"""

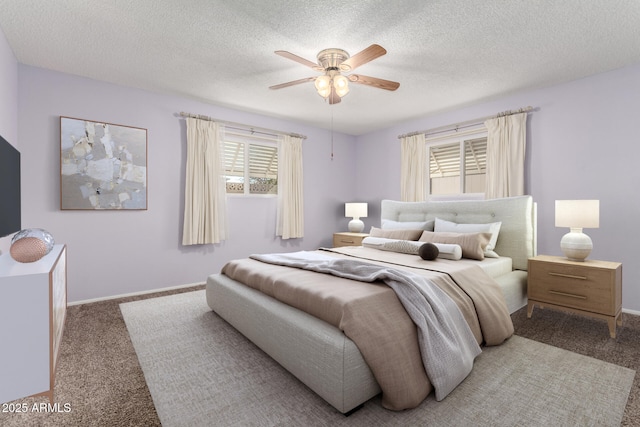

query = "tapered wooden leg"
[527,301,535,318]
[607,318,617,339]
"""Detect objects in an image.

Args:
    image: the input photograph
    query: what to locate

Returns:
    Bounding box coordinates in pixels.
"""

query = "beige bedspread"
[221,247,513,410]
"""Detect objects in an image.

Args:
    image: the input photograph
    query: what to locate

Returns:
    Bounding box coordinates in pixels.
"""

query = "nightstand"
[333,232,369,248]
[527,255,622,338]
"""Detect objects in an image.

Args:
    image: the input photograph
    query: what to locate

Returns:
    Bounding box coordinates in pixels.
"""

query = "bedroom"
[0,1,639,425]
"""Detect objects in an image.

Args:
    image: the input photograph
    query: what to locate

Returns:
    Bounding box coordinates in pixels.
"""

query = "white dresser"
[0,244,67,404]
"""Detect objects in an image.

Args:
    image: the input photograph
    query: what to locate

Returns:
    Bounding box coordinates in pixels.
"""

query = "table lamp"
[345,203,367,233]
[555,200,599,261]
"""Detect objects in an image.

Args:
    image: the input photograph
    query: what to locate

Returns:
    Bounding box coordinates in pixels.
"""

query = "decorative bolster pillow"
[362,237,462,260]
[432,243,462,260]
[380,240,424,254]
[369,226,424,241]
[419,231,492,260]
[361,236,393,248]
[363,237,423,254]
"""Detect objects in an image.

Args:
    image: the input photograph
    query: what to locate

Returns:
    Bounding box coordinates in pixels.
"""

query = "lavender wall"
[10,38,640,311]
[355,62,640,312]
[17,65,357,302]
[0,28,18,254]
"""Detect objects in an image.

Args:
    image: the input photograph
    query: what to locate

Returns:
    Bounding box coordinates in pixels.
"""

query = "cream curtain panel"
[276,135,304,239]
[484,112,527,199]
[182,118,228,245]
[400,133,427,202]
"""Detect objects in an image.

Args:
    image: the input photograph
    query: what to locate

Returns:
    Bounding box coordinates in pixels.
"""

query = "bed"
[206,195,537,414]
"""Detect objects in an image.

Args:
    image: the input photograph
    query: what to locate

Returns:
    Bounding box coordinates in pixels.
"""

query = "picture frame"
[60,116,147,210]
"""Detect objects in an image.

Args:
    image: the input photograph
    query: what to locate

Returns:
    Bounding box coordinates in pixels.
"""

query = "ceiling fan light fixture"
[314,75,331,98]
[333,74,349,97]
[271,44,399,104]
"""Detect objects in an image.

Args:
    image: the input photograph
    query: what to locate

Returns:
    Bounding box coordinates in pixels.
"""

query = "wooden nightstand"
[527,255,622,338]
[333,232,369,248]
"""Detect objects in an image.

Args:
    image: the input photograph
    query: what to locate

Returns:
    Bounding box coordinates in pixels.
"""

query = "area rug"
[120,290,634,427]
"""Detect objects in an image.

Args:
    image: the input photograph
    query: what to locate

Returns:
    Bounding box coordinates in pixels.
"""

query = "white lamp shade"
[345,203,367,219]
[555,200,599,229]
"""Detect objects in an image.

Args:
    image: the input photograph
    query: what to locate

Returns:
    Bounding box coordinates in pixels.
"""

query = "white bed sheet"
[477,256,513,278]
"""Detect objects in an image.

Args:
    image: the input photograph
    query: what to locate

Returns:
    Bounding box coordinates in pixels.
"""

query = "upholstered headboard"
[380,196,537,270]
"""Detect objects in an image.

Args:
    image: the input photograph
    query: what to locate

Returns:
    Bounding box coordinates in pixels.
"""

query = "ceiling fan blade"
[275,51,323,71]
[348,74,400,91]
[269,77,316,90]
[339,44,387,71]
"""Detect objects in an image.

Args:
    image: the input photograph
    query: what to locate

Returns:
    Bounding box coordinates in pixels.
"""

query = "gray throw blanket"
[251,251,482,401]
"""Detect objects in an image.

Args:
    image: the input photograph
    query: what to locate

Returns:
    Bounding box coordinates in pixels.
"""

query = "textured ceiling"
[1,1,639,135]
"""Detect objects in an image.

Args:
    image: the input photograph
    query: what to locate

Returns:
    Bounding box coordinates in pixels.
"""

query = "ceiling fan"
[269,44,400,104]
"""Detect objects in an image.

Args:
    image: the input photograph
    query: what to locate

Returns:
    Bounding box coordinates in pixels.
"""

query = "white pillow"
[381,219,435,231]
[434,218,502,258]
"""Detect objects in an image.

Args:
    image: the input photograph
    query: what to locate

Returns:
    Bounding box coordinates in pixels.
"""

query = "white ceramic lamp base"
[348,218,364,233]
[560,228,592,262]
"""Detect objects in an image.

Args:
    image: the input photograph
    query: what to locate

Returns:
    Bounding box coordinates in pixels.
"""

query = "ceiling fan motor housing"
[317,48,351,71]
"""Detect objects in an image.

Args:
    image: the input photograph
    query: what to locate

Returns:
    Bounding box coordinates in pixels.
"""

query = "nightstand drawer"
[528,259,619,315]
[333,232,368,248]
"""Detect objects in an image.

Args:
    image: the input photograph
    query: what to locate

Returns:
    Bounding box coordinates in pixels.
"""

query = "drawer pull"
[548,290,587,300]
[340,240,355,244]
[548,272,587,280]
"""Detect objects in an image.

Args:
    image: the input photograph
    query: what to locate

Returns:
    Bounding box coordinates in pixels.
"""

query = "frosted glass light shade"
[345,202,367,233]
[333,75,350,97]
[555,200,599,261]
[314,75,331,98]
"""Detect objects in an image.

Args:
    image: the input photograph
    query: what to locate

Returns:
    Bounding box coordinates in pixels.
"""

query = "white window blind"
[224,134,278,195]
[427,133,487,197]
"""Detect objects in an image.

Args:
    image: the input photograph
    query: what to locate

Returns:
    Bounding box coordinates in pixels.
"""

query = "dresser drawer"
[528,260,616,315]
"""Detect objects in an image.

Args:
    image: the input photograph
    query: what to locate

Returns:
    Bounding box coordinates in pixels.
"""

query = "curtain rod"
[179,112,307,140]
[397,106,534,140]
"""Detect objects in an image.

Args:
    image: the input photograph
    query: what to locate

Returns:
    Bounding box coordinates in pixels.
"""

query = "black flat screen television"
[0,134,21,238]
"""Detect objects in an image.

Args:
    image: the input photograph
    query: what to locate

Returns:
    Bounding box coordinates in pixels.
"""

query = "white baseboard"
[623,307,640,316]
[68,282,205,306]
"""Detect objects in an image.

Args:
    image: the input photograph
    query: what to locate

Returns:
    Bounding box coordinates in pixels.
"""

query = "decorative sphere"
[419,243,439,260]
[10,228,55,263]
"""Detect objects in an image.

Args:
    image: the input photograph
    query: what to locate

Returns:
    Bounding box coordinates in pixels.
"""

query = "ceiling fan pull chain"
[330,107,334,161]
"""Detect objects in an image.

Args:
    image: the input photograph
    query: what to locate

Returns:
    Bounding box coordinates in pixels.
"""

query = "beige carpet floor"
[0,284,638,426]
[121,290,634,427]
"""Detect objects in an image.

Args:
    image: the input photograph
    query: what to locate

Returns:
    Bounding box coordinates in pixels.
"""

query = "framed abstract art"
[60,117,147,210]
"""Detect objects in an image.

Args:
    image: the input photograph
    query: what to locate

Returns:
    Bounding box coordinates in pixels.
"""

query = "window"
[427,131,487,198]
[223,133,278,195]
